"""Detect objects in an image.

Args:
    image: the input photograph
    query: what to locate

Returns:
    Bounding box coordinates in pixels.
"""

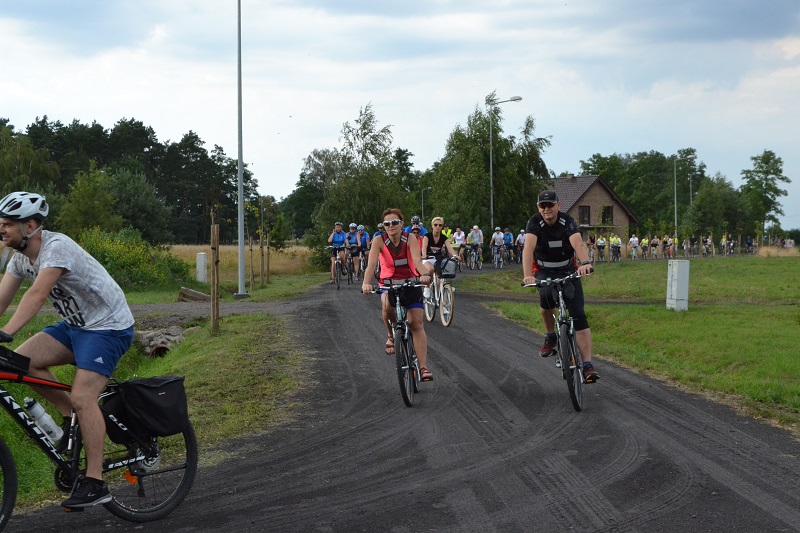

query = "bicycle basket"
[118,376,189,437]
[440,257,457,278]
[0,346,30,374]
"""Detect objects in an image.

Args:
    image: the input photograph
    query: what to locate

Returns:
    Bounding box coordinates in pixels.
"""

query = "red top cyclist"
[361,208,433,381]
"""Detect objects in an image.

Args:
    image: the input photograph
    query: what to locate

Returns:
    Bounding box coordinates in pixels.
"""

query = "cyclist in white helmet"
[0,191,134,508]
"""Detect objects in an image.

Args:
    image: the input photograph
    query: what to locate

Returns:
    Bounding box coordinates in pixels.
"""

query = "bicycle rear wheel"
[439,283,454,327]
[0,437,18,531]
[103,423,198,523]
[394,328,414,407]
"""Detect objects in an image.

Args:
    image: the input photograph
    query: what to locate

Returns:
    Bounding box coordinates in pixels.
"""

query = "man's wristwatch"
[579,260,592,266]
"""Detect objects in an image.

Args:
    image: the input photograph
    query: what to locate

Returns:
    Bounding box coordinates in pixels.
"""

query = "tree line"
[2,101,795,250]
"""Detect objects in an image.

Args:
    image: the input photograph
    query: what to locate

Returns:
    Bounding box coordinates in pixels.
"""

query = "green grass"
[459,256,800,304]
[466,256,800,433]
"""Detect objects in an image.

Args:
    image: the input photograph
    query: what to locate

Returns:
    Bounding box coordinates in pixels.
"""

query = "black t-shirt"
[525,211,580,272]
[425,232,449,259]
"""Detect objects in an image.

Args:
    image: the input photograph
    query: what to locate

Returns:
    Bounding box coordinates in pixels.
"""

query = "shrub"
[78,227,191,287]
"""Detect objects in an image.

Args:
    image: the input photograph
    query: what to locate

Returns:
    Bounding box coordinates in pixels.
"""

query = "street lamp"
[421,187,432,223]
[673,154,696,240]
[234,0,249,299]
[488,96,522,230]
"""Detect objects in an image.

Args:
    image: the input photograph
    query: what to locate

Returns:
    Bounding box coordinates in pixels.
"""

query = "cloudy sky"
[2,0,799,228]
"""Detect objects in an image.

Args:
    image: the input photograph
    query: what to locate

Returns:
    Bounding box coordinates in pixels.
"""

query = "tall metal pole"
[489,111,494,230]
[673,157,678,241]
[234,0,249,298]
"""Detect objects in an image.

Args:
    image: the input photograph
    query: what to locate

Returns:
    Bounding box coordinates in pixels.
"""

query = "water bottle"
[23,397,64,442]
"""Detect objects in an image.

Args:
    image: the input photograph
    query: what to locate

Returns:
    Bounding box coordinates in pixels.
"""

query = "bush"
[79,227,191,287]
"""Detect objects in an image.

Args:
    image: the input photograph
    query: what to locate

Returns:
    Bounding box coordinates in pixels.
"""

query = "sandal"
[385,337,395,355]
[420,367,433,381]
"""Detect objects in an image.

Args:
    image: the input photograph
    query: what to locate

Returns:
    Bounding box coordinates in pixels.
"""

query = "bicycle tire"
[439,283,454,327]
[347,259,354,285]
[468,253,475,270]
[335,262,341,290]
[423,288,436,322]
[557,323,582,411]
[394,328,414,407]
[569,335,584,412]
[477,254,483,270]
[0,437,18,532]
[103,423,198,523]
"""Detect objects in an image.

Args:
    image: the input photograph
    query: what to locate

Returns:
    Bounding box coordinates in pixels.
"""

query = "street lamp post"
[234,0,249,299]
[488,96,522,230]
[673,154,696,240]
[421,187,432,223]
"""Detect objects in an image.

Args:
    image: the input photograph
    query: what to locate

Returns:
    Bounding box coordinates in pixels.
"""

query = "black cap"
[537,190,558,204]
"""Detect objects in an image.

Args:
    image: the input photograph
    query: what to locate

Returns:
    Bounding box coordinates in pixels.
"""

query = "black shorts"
[535,271,589,331]
[383,284,424,310]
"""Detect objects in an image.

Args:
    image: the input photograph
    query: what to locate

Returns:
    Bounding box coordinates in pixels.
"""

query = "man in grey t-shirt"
[0,191,134,508]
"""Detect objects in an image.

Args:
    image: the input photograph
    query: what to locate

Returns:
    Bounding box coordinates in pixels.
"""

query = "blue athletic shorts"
[43,322,134,377]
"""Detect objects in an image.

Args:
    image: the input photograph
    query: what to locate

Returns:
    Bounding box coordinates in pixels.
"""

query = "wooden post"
[211,223,220,334]
[249,235,255,292]
[260,232,265,288]
[266,230,271,284]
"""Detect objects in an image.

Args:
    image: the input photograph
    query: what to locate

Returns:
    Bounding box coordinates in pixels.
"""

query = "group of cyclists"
[588,232,756,261]
[342,189,600,386]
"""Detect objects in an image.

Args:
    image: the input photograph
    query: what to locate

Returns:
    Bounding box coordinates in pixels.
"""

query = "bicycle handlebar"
[362,278,426,294]
[521,270,590,288]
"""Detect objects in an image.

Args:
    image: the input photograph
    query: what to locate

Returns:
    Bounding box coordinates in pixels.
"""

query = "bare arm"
[522,233,537,284]
[1,267,63,335]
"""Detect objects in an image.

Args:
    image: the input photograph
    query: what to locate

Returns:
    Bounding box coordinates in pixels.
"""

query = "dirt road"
[10,265,800,532]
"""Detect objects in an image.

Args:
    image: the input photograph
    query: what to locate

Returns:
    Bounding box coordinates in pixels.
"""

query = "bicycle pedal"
[555,359,562,369]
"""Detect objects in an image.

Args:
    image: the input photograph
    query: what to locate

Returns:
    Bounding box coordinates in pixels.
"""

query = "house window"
[578,206,590,225]
[601,206,614,226]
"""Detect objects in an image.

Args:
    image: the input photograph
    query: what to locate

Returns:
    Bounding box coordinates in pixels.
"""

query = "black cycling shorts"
[535,271,590,331]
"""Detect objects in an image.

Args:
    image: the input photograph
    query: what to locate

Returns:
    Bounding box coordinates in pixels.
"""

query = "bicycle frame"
[0,370,150,475]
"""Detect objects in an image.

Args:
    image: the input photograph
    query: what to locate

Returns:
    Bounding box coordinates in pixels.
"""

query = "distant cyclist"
[403,215,428,237]
[354,225,371,281]
[327,222,347,284]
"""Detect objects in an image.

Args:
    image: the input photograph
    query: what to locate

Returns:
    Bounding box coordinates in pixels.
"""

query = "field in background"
[168,244,316,283]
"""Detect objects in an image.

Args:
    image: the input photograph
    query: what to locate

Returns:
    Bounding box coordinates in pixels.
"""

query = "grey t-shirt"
[6,230,134,330]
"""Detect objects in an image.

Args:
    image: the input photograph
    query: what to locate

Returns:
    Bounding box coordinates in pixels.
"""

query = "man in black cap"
[522,190,599,383]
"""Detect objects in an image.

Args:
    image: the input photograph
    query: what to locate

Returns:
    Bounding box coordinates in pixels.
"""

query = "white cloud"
[1,0,799,226]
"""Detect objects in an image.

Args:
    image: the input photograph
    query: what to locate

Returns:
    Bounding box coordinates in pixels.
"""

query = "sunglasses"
[382,219,402,227]
[538,202,555,209]
[433,223,443,227]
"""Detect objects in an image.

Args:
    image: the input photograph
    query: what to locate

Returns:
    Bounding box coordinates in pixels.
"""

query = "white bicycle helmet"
[0,191,49,220]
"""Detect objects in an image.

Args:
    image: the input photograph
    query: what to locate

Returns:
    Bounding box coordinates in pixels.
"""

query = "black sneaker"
[61,477,112,508]
[583,363,599,384]
[539,336,557,357]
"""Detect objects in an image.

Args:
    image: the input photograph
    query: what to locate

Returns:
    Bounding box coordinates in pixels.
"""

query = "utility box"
[666,260,689,311]
[196,252,208,283]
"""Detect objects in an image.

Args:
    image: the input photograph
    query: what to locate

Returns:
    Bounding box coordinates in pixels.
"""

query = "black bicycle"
[0,333,197,530]
[369,279,427,407]
[346,246,357,285]
[327,246,345,289]
[524,272,590,411]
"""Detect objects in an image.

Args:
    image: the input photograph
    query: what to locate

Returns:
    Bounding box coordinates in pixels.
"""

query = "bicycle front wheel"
[394,328,414,407]
[423,289,436,322]
[557,324,583,412]
[335,263,341,290]
[439,283,455,327]
[104,423,198,523]
[0,437,18,532]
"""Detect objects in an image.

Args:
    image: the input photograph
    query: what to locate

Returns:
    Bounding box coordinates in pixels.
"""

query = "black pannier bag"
[101,393,135,444]
[118,376,189,438]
